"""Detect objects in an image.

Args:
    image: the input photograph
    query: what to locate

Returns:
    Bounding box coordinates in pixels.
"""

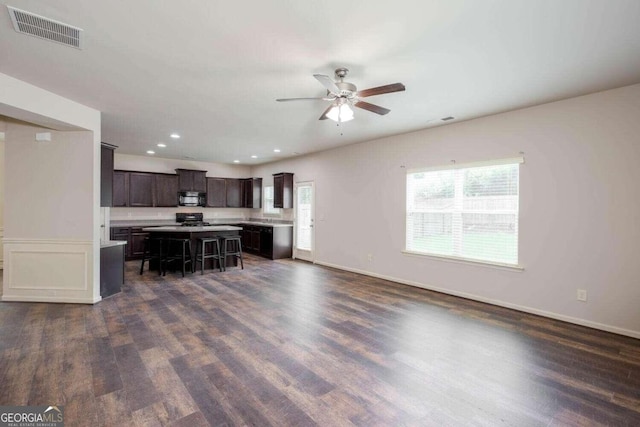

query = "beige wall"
[114,153,251,177]
[251,84,640,338]
[5,125,94,239]
[0,122,4,271]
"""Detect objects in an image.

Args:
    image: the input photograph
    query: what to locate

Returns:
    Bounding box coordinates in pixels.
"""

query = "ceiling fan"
[276,68,406,122]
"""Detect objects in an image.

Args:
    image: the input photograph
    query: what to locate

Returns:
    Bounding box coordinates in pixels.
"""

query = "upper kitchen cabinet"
[155,174,179,207]
[176,169,207,192]
[243,178,263,208]
[114,170,154,207]
[206,178,226,207]
[101,143,116,207]
[129,172,154,207]
[113,170,129,207]
[273,173,294,208]
[225,178,242,208]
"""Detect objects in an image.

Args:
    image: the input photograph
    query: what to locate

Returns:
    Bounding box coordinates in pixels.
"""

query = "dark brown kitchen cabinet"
[241,225,262,252]
[129,172,154,207]
[242,177,263,208]
[130,228,149,258]
[259,227,273,258]
[113,171,129,207]
[225,178,242,207]
[273,172,294,208]
[206,178,227,207]
[176,169,207,192]
[239,224,293,259]
[154,174,179,207]
[111,227,129,243]
[111,227,149,260]
[101,143,116,207]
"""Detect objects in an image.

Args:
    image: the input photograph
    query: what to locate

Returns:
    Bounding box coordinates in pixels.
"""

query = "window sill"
[401,250,524,272]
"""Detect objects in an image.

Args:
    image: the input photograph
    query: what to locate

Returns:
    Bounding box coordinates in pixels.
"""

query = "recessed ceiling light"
[146,150,155,155]
[274,149,281,153]
[170,133,180,139]
[251,155,258,159]
[157,143,166,148]
[233,160,240,163]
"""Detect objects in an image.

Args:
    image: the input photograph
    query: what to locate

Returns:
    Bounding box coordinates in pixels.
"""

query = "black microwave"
[178,191,206,207]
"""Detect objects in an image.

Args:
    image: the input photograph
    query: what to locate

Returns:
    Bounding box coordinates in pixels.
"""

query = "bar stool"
[139,237,165,275]
[163,238,193,277]
[194,237,223,275]
[222,235,244,271]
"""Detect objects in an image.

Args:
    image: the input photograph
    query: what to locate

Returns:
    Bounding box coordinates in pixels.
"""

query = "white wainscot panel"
[2,239,96,303]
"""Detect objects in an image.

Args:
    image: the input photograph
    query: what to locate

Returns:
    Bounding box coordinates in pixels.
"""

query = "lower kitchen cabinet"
[130,228,149,259]
[240,225,292,259]
[241,226,259,252]
[110,227,149,260]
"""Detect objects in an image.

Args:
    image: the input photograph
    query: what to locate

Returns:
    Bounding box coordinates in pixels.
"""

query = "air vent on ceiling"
[441,116,455,121]
[7,6,83,49]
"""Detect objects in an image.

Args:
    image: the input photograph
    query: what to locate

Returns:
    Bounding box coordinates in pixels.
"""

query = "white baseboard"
[314,260,640,340]
[1,295,100,304]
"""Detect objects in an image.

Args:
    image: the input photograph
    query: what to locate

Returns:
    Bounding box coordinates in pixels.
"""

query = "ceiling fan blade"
[318,104,334,120]
[276,97,330,102]
[354,101,391,115]
[313,74,341,95]
[356,82,405,98]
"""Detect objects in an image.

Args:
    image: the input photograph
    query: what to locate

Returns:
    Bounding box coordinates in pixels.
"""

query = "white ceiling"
[1,0,639,165]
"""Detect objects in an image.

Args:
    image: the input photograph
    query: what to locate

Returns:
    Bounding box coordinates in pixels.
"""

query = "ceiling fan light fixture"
[327,103,354,122]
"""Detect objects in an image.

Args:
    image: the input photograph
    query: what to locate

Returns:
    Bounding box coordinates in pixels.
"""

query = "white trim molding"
[313,260,640,340]
[2,238,99,304]
[0,227,4,270]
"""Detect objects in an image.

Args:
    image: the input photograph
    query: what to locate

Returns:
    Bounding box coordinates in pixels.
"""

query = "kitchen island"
[142,225,243,271]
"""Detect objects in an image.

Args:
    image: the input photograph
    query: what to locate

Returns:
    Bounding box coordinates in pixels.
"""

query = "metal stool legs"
[139,237,164,275]
[164,238,193,277]
[222,236,244,271]
[194,237,223,274]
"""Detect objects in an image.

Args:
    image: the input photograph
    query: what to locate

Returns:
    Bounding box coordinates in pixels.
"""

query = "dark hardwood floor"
[1,254,639,426]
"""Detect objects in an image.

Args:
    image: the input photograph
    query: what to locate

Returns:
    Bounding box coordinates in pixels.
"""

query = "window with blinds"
[405,158,522,267]
[263,186,281,215]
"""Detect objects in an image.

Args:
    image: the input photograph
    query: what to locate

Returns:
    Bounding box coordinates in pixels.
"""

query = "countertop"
[100,240,128,248]
[239,221,293,228]
[142,225,243,232]
[112,220,293,228]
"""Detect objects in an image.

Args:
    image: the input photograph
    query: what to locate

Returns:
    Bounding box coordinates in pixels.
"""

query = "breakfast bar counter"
[142,225,243,271]
[142,225,242,233]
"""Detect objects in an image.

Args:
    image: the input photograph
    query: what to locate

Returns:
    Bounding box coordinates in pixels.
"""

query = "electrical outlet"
[577,289,587,302]
[367,254,373,262]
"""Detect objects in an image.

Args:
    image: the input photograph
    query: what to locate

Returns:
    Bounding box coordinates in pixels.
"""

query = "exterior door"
[294,181,314,262]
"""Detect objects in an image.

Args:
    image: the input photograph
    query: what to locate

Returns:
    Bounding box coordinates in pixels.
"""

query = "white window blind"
[263,186,280,214]
[406,158,521,266]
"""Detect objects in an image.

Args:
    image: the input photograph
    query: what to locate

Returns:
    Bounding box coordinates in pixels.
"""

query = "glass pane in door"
[296,185,312,251]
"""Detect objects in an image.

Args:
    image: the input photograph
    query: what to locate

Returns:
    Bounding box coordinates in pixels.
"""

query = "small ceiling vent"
[7,6,83,49]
